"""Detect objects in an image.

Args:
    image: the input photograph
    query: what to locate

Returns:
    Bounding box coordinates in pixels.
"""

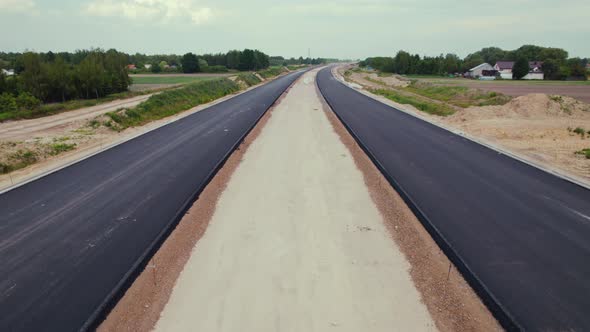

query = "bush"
[0,93,17,113]
[49,143,76,155]
[575,148,590,159]
[573,127,586,138]
[15,92,41,110]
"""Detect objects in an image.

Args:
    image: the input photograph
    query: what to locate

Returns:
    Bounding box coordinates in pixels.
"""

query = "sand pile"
[448,93,590,123]
[366,73,411,88]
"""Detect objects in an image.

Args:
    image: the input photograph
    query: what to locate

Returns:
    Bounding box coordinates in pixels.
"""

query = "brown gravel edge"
[97,79,299,332]
[315,83,503,332]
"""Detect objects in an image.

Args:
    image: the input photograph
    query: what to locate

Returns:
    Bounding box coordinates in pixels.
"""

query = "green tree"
[151,62,162,73]
[78,53,104,99]
[181,53,199,73]
[393,51,411,74]
[462,53,485,72]
[539,48,568,62]
[542,59,562,80]
[46,56,71,102]
[226,50,241,69]
[513,57,530,80]
[514,45,544,61]
[0,72,6,94]
[477,47,507,65]
[567,58,587,80]
[239,49,255,70]
[20,52,47,100]
[443,53,461,74]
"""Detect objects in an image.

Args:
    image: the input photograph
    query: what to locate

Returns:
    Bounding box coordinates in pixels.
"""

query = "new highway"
[0,70,305,331]
[317,66,590,331]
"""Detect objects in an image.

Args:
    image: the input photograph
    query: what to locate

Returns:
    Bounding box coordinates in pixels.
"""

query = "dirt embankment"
[447,94,590,179]
[341,66,590,182]
[340,66,409,89]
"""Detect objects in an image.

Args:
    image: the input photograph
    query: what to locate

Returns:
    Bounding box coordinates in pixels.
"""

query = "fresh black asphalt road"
[317,67,590,331]
[0,70,304,332]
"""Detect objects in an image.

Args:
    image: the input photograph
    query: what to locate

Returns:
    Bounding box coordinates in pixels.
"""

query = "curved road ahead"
[317,66,590,331]
[0,70,304,332]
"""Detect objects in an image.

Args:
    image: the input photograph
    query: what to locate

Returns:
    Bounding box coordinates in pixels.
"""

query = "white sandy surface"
[154,69,436,332]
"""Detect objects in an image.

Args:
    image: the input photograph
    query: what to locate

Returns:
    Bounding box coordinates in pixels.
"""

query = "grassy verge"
[287,65,307,71]
[106,78,240,129]
[372,89,455,116]
[404,82,511,108]
[0,90,157,122]
[130,76,217,85]
[257,66,288,79]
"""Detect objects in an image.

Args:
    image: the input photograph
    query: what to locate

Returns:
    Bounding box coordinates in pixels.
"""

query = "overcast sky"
[1,0,588,59]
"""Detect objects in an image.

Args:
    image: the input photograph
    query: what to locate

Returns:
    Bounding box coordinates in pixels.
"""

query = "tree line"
[128,49,272,74]
[1,49,130,111]
[360,45,589,80]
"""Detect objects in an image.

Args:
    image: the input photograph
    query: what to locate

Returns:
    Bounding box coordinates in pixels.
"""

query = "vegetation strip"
[106,78,241,129]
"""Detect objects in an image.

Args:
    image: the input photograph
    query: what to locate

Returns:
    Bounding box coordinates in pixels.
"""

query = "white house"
[493,61,544,80]
[468,63,494,78]
[144,64,152,69]
[1,69,14,76]
[494,61,514,79]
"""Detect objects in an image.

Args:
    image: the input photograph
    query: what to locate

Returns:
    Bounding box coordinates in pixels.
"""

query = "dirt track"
[0,94,152,140]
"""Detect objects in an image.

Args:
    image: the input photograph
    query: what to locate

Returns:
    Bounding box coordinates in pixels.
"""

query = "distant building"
[493,61,544,80]
[494,61,514,79]
[144,64,152,69]
[467,63,494,78]
[1,69,14,76]
[127,64,137,70]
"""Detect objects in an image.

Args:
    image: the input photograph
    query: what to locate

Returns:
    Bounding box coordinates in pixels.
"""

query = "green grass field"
[130,76,217,85]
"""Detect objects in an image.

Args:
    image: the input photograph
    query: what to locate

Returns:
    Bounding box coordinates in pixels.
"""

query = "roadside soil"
[340,66,590,182]
[102,68,499,332]
[341,67,408,90]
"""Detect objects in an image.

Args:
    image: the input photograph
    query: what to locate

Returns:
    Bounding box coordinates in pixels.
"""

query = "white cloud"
[84,0,213,24]
[0,0,36,12]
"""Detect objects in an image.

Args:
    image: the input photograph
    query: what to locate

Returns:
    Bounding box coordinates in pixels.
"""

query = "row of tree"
[269,56,326,66]
[1,49,130,104]
[360,45,589,80]
[129,49,272,73]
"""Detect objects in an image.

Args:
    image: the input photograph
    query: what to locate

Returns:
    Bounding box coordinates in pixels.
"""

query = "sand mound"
[366,73,410,88]
[448,94,590,123]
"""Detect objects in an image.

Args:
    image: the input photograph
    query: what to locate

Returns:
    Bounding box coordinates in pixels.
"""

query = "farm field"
[411,77,590,103]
